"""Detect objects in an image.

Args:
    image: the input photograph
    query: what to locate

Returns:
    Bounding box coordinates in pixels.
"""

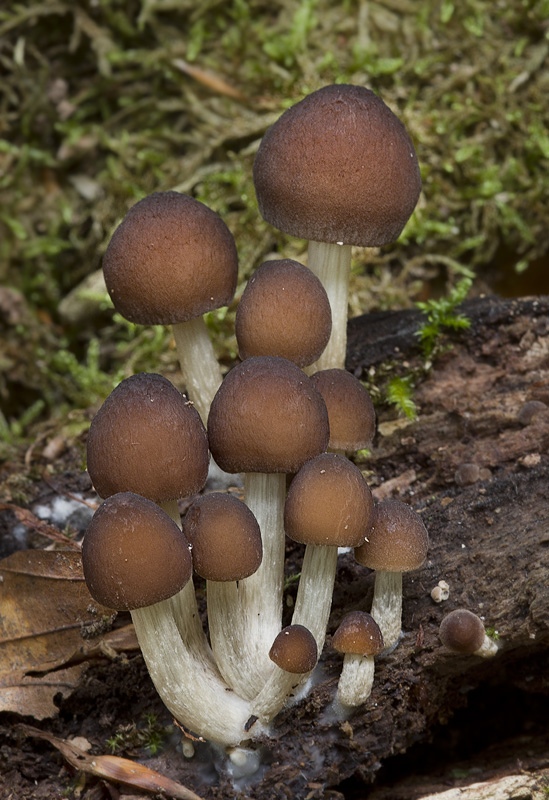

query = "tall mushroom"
[207,355,329,697]
[102,191,238,422]
[253,84,421,370]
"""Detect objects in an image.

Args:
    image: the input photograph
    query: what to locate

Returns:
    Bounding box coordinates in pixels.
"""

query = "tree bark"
[231,295,549,799]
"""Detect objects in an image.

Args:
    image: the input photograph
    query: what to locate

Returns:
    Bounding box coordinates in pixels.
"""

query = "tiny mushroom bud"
[269,625,318,674]
[253,84,421,370]
[333,611,384,707]
[102,192,238,422]
[235,259,332,367]
[355,498,428,652]
[309,368,376,452]
[439,609,498,658]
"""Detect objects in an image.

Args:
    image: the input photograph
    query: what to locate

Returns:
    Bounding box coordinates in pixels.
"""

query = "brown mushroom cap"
[103,191,238,325]
[235,259,332,367]
[332,611,384,656]
[183,493,262,581]
[207,356,329,474]
[439,609,486,654]
[355,498,428,572]
[284,453,373,547]
[253,84,421,247]
[310,369,375,451]
[87,372,209,503]
[82,492,192,610]
[269,624,318,673]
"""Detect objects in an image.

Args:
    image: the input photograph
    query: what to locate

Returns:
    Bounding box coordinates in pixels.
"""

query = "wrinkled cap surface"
[332,611,384,656]
[235,259,332,367]
[253,84,421,247]
[355,498,428,572]
[439,609,486,654]
[183,493,262,581]
[103,191,238,325]
[269,624,318,673]
[284,453,373,547]
[310,369,376,451]
[208,356,329,474]
[87,372,209,502]
[82,492,192,610]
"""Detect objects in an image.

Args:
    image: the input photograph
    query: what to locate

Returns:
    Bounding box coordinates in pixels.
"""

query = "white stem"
[337,653,375,707]
[307,240,352,371]
[475,634,499,658]
[172,316,223,424]
[227,472,286,698]
[292,545,338,654]
[131,596,263,746]
[252,664,309,722]
[207,580,248,688]
[370,570,403,652]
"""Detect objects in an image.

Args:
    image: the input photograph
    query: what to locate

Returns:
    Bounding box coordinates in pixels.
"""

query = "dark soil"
[1,294,549,799]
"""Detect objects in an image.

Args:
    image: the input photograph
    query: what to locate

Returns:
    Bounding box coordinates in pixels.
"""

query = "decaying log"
[214,295,549,799]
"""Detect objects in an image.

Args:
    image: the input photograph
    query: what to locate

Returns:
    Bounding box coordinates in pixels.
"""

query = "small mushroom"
[439,609,498,658]
[183,492,262,688]
[252,625,318,723]
[355,498,428,651]
[285,453,374,652]
[333,611,384,707]
[102,192,238,422]
[235,259,332,367]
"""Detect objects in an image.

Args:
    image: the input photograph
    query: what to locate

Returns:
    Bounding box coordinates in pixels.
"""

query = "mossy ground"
[1,0,548,462]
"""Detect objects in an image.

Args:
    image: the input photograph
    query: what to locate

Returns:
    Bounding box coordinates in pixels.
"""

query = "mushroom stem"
[130,595,263,746]
[474,635,499,658]
[370,570,403,652]
[292,544,338,653]
[306,240,352,371]
[222,472,286,698]
[251,546,338,718]
[206,580,248,689]
[337,653,375,707]
[252,663,311,722]
[172,316,223,424]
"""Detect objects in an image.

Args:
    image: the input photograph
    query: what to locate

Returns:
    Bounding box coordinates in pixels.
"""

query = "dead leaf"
[173,59,247,102]
[0,550,116,718]
[19,725,204,800]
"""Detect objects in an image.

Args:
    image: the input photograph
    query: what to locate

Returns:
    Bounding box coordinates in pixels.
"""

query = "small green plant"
[105,712,168,756]
[386,375,418,421]
[415,277,473,359]
[485,626,500,641]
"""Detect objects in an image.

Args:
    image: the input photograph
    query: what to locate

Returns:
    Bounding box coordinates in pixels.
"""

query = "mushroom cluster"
[81,84,482,752]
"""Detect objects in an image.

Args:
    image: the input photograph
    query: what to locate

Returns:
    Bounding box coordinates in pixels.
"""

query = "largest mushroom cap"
[103,191,238,325]
[87,372,209,502]
[82,492,192,610]
[207,356,329,474]
[253,84,421,247]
